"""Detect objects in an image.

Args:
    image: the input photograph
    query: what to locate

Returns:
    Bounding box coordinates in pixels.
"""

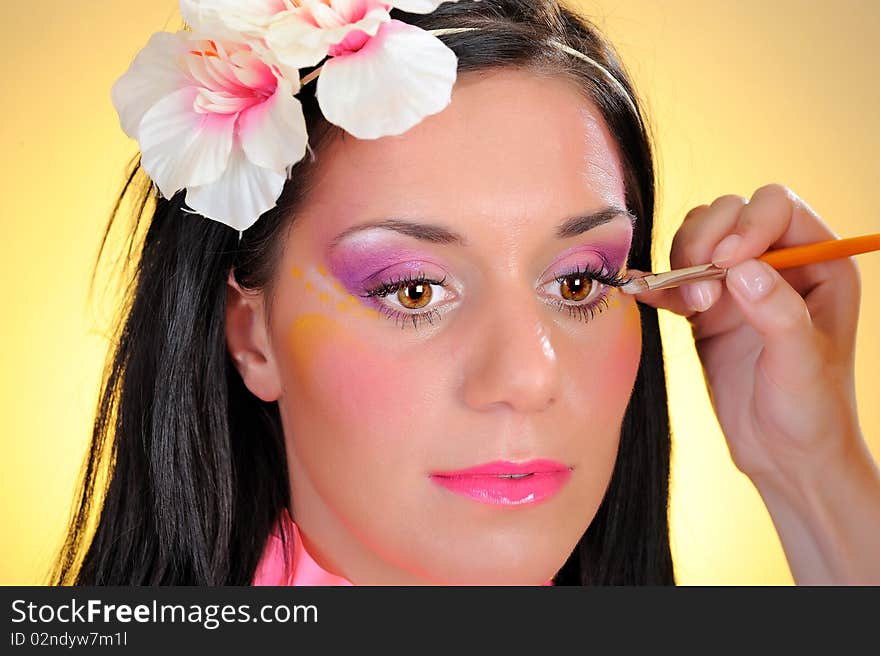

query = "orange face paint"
[289,263,380,322]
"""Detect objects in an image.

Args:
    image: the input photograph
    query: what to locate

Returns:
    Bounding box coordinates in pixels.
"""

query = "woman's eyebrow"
[555,206,636,239]
[327,206,636,248]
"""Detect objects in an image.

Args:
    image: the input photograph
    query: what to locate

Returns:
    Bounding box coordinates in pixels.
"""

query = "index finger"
[710,183,839,269]
[710,184,861,336]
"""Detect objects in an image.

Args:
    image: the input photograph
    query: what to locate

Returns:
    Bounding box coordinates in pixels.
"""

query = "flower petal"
[178,0,202,30]
[390,0,460,13]
[180,0,290,39]
[227,47,278,90]
[316,19,458,139]
[246,40,303,93]
[330,0,389,23]
[238,77,309,171]
[110,31,190,138]
[185,147,287,231]
[266,4,390,69]
[138,87,236,197]
[265,15,331,70]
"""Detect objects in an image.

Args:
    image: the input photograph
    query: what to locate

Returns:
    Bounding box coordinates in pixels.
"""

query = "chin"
[405,532,573,586]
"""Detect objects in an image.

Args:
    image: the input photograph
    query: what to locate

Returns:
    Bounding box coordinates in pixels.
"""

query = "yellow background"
[1,1,877,585]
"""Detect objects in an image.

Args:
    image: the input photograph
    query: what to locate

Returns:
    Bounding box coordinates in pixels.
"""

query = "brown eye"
[559,274,596,302]
[397,280,433,309]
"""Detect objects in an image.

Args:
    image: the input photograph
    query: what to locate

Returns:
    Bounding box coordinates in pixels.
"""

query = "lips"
[429,459,572,506]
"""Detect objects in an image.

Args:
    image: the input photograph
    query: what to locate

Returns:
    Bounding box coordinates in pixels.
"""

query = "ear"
[225,268,282,402]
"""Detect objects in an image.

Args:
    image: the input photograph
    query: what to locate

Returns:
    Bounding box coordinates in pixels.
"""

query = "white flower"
[111,32,308,230]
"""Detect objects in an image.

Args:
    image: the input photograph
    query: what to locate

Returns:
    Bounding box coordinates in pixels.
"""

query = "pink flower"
[111,32,308,230]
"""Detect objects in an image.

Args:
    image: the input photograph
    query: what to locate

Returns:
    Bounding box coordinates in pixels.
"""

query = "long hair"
[50,0,674,585]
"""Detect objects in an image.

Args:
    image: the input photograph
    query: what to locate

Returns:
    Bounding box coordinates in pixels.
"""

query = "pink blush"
[569,290,642,416]
[602,295,642,392]
[285,312,403,424]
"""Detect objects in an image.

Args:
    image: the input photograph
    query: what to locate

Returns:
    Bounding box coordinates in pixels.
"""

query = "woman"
[51,0,880,585]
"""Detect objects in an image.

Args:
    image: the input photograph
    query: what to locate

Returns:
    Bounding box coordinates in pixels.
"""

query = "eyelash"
[549,263,630,323]
[359,264,632,330]
[359,271,449,330]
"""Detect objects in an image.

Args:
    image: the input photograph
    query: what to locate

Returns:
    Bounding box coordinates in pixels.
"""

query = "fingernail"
[712,234,743,266]
[730,259,775,300]
[683,281,714,312]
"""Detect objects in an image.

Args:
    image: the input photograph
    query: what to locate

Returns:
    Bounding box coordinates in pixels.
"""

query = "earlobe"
[225,268,282,402]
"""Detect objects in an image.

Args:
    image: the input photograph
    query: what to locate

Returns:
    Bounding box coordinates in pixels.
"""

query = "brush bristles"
[620,277,650,294]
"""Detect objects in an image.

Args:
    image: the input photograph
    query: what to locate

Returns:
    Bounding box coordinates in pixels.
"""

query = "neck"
[287,452,442,585]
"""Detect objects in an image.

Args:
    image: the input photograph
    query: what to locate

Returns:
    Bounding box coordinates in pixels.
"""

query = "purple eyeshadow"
[597,238,632,272]
[326,226,633,292]
[326,244,446,293]
[550,233,633,278]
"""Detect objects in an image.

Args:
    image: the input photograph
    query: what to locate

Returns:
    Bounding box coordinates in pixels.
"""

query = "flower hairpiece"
[112,0,639,233]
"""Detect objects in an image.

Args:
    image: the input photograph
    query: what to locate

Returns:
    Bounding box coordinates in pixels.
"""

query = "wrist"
[748,430,880,585]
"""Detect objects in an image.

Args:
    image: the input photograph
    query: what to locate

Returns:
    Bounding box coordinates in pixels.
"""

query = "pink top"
[251,507,554,586]
[252,507,353,586]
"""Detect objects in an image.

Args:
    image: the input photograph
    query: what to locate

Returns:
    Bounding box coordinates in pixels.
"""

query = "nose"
[461,285,561,414]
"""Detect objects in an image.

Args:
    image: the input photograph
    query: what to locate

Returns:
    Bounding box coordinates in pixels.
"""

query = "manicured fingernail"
[730,259,774,300]
[683,281,714,312]
[712,234,743,266]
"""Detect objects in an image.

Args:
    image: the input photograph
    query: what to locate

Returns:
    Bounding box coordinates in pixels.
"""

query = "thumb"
[724,258,822,388]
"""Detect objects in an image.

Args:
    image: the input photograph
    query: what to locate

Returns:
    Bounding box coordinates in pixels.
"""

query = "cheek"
[284,312,402,433]
[563,291,642,460]
[280,261,453,491]
[597,291,642,394]
[283,264,403,428]
[562,292,642,512]
[281,312,408,522]
[281,304,445,482]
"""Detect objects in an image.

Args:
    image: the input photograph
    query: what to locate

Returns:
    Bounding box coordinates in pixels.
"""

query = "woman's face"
[247,68,642,584]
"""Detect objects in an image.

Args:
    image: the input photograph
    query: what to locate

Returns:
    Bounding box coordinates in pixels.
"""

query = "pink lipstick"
[429,459,572,506]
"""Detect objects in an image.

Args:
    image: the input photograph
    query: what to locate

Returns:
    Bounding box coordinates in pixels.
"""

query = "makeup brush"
[620,233,880,294]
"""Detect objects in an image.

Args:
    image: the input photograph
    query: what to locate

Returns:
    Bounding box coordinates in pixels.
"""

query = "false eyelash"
[547,262,629,324]
[359,271,448,299]
[553,261,631,288]
[359,271,449,330]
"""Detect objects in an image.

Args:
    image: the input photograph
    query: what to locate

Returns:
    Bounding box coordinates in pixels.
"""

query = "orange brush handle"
[758,233,880,270]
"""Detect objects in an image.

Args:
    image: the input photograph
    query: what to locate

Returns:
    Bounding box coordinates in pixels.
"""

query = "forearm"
[749,433,880,585]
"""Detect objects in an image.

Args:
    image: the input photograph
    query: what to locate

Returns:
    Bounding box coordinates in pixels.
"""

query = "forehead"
[302,67,626,243]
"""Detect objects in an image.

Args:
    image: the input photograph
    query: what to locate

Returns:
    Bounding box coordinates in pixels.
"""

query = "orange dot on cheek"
[290,265,381,320]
